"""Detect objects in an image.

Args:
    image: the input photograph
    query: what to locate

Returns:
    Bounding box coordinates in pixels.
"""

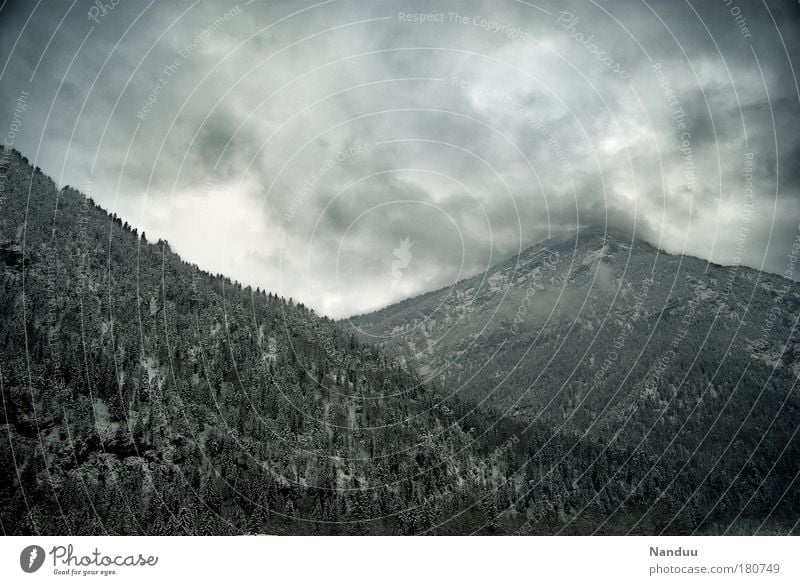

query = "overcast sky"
[1,0,799,317]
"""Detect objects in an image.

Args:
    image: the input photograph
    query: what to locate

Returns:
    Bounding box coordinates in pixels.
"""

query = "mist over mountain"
[351,226,800,426]
[2,149,798,535]
[350,224,800,531]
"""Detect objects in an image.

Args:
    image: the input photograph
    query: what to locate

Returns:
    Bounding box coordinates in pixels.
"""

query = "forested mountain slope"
[1,147,797,535]
[351,226,800,533]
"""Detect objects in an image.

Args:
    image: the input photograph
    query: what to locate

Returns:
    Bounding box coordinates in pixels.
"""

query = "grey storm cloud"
[1,0,798,317]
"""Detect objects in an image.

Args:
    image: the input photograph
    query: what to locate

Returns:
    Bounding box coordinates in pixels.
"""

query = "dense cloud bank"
[1,0,798,317]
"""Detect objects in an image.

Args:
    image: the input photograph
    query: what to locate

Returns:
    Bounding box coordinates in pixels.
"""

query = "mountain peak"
[547,224,639,247]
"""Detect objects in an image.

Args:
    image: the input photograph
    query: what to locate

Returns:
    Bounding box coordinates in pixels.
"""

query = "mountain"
[350,226,800,532]
[1,147,797,535]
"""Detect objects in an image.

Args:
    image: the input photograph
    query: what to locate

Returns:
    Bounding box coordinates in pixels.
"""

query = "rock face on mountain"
[350,226,800,532]
[1,147,797,535]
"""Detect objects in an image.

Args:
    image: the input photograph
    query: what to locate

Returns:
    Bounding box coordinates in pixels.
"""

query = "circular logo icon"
[20,545,45,573]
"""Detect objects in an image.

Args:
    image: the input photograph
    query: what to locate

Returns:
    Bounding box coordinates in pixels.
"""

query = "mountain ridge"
[343,224,792,322]
[350,210,800,533]
[1,146,797,535]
